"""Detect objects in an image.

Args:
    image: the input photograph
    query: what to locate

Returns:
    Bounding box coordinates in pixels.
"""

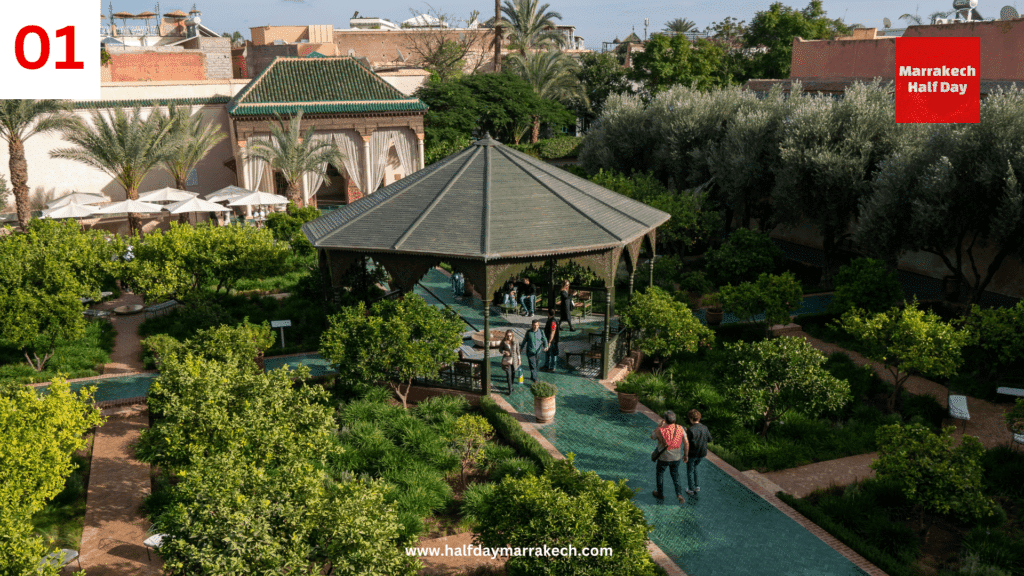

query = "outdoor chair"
[573,291,593,319]
[453,361,481,389]
[947,393,970,431]
[38,549,81,573]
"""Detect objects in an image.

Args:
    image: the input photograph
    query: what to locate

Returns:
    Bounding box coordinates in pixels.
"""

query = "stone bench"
[996,386,1024,398]
[947,394,970,431]
[143,299,178,320]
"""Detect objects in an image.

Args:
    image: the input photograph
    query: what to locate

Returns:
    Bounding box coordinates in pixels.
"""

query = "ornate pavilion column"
[361,132,372,196]
[417,133,425,170]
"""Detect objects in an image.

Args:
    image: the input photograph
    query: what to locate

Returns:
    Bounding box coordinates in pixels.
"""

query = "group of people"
[650,409,713,504]
[493,278,577,330]
[500,307,566,393]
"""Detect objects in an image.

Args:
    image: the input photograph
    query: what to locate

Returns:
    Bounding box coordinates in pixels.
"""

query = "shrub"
[468,455,658,576]
[479,396,555,470]
[957,301,1024,373]
[718,272,802,331]
[705,228,783,287]
[620,286,715,364]
[531,381,558,398]
[491,457,540,481]
[961,527,1024,576]
[828,258,904,314]
[448,414,494,484]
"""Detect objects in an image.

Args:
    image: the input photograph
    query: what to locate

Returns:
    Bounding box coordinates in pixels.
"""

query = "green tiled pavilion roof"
[228,56,427,116]
[302,136,671,261]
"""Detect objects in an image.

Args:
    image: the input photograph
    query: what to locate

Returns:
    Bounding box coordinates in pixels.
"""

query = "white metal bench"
[38,549,81,572]
[143,300,179,320]
[947,394,970,431]
[1013,433,1024,452]
[996,387,1024,398]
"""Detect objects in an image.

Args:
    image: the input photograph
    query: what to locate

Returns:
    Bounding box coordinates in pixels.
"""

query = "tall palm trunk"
[531,115,541,144]
[172,175,190,224]
[126,186,142,236]
[9,136,31,232]
[494,0,502,72]
[287,181,303,207]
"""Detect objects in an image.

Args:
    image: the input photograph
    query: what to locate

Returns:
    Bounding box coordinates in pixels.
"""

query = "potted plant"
[615,376,642,413]
[704,292,724,327]
[532,381,558,423]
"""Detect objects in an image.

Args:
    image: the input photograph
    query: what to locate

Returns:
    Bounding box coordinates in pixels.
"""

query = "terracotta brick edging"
[591,377,890,576]
[487,393,687,576]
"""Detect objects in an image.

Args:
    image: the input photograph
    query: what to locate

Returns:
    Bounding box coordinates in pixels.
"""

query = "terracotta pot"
[617,392,639,413]
[535,395,556,423]
[706,309,724,327]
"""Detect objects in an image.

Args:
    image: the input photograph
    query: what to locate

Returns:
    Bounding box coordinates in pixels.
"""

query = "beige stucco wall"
[376,69,431,96]
[0,93,239,208]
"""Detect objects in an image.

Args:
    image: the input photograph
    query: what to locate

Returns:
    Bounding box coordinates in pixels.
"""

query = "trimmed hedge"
[508,137,584,160]
[479,396,556,470]
[776,492,919,576]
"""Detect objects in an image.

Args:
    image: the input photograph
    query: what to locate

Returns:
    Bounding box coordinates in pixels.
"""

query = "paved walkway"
[763,453,878,499]
[79,405,161,575]
[92,292,146,374]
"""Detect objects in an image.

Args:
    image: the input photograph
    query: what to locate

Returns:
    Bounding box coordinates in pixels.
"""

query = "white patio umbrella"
[47,193,107,208]
[138,187,197,203]
[42,203,99,219]
[164,196,232,214]
[94,199,166,214]
[206,186,253,203]
[227,191,288,207]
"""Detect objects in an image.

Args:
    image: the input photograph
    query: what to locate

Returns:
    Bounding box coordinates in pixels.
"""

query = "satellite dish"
[348,48,355,56]
[397,48,407,62]
[1001,5,1019,18]
[883,17,892,28]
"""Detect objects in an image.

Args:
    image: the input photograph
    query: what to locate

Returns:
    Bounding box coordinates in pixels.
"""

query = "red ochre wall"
[790,20,1024,81]
[109,52,206,82]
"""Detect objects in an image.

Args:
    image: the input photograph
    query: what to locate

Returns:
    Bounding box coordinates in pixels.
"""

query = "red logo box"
[895,37,980,123]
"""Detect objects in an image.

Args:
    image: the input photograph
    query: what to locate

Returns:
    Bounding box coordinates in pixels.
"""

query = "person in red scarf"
[651,410,689,503]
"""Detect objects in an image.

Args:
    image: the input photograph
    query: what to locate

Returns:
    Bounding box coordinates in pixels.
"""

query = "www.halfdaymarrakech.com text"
[899,66,977,94]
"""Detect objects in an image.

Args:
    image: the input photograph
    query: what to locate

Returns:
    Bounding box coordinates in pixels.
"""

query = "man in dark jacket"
[686,409,713,496]
[521,319,546,382]
[518,277,537,317]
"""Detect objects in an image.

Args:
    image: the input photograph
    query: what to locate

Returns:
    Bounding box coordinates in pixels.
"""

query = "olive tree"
[718,336,850,437]
[857,87,1024,305]
[320,295,463,409]
[837,300,975,413]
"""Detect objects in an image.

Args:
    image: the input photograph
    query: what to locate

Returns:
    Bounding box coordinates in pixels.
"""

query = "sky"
[104,0,1011,50]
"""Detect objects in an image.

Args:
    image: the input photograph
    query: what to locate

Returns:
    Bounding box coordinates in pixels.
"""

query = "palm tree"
[51,106,178,235]
[244,112,343,207]
[494,0,503,71]
[0,100,77,231]
[898,10,952,25]
[160,105,226,222]
[500,0,565,56]
[664,18,697,33]
[506,50,587,143]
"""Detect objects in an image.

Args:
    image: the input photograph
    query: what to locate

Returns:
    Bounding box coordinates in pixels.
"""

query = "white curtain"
[368,131,392,192]
[331,131,364,194]
[301,133,334,204]
[376,128,416,177]
[244,136,271,192]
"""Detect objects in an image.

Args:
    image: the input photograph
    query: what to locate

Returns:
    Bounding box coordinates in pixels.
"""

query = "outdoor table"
[83,309,113,320]
[581,326,601,344]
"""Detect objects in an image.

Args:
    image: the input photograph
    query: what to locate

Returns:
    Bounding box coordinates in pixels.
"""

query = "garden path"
[93,292,146,374]
[762,453,878,499]
[79,405,162,575]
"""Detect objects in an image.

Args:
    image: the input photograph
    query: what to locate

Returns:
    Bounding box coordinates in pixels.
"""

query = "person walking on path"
[522,320,546,383]
[685,409,713,496]
[542,308,561,371]
[559,280,576,331]
[518,277,537,316]
[499,330,522,394]
[651,410,688,504]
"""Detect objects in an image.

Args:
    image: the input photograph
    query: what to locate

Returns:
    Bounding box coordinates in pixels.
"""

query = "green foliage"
[507,136,583,159]
[777,484,921,576]
[467,455,658,576]
[0,219,118,371]
[620,286,715,362]
[136,340,338,472]
[147,320,275,373]
[31,451,89,552]
[828,258,904,314]
[154,453,419,576]
[630,35,735,96]
[448,414,494,483]
[956,301,1024,371]
[126,222,289,302]
[320,295,463,408]
[0,320,114,384]
[838,299,974,412]
[743,1,851,79]
[265,203,320,256]
[719,336,851,437]
[570,52,633,128]
[872,423,996,524]
[719,272,802,330]
[425,135,472,166]
[1006,399,1024,435]
[479,396,555,470]
[589,168,721,256]
[705,228,784,287]
[530,381,558,398]
[0,378,103,575]
[244,111,345,205]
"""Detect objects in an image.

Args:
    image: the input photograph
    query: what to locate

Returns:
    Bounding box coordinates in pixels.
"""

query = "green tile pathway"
[501,369,868,576]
